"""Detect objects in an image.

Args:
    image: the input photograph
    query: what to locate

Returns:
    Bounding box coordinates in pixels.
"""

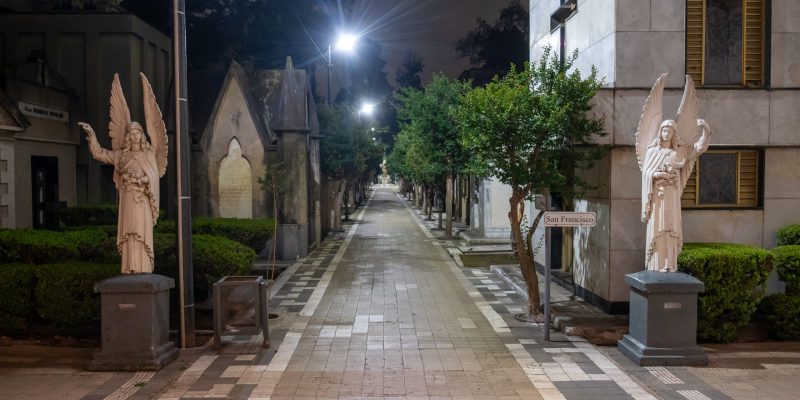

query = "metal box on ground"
[213,276,270,348]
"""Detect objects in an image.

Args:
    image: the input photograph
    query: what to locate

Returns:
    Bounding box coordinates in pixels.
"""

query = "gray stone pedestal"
[88,274,177,371]
[277,223,309,260]
[617,271,708,366]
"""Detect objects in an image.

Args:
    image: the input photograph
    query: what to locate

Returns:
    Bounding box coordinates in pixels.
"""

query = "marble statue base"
[617,271,708,366]
[88,274,177,371]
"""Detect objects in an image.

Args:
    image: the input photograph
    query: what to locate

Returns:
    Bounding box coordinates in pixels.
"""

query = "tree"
[455,0,529,86]
[395,51,424,90]
[393,75,471,237]
[319,104,382,222]
[258,159,285,288]
[456,49,606,318]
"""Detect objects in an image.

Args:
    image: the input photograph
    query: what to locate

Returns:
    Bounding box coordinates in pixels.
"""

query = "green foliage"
[319,104,383,182]
[759,293,800,340]
[0,264,35,336]
[678,243,774,343]
[777,224,800,246]
[156,218,275,252]
[153,233,256,288]
[34,262,118,335]
[773,245,800,295]
[395,51,424,90]
[0,229,111,264]
[59,204,118,227]
[392,75,472,183]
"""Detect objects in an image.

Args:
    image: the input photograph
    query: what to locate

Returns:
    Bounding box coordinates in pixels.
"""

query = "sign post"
[542,210,596,341]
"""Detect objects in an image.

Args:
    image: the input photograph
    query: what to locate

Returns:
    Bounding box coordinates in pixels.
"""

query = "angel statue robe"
[642,144,688,272]
[89,141,160,274]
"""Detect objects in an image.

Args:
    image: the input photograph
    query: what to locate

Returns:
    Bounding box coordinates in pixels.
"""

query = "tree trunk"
[426,187,434,221]
[445,174,454,238]
[343,181,351,221]
[509,190,541,316]
[422,186,428,214]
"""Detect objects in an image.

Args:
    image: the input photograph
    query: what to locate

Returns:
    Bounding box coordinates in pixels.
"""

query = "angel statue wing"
[108,73,131,150]
[675,75,698,189]
[140,73,168,177]
[634,73,668,170]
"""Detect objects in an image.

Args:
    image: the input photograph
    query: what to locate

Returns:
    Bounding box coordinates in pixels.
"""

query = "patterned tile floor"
[2,187,799,400]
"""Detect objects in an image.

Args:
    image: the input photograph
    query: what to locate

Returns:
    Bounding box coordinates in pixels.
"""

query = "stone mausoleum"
[528,0,800,312]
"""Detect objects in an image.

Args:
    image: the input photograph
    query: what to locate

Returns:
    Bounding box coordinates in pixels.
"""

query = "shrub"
[777,224,800,246]
[156,218,275,252]
[59,204,118,227]
[759,293,800,340]
[773,245,800,295]
[153,233,256,289]
[0,264,35,336]
[34,262,118,335]
[0,229,109,264]
[678,243,773,343]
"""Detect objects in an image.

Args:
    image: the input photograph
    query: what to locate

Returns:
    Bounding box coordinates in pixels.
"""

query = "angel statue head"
[78,73,168,274]
[635,73,711,272]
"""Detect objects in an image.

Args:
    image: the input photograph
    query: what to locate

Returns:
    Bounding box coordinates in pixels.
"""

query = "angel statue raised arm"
[635,74,711,272]
[78,73,168,274]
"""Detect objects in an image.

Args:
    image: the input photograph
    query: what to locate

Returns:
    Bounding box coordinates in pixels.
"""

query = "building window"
[686,0,765,87]
[682,149,761,208]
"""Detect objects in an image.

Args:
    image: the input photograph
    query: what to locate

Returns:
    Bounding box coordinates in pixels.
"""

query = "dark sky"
[344,0,521,85]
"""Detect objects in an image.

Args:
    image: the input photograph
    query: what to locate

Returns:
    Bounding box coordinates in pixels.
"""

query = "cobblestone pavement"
[2,187,799,400]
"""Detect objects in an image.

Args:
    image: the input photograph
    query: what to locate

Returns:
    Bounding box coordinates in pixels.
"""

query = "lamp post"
[326,33,358,104]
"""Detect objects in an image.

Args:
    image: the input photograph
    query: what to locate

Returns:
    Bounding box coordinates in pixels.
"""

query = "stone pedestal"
[88,274,177,371]
[618,271,708,366]
[276,223,309,260]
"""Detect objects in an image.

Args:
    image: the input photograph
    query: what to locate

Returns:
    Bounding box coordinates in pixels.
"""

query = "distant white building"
[530,0,800,312]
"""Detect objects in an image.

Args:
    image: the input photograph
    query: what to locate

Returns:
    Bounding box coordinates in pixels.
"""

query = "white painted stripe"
[678,389,713,400]
[156,355,218,399]
[572,343,658,400]
[265,332,302,371]
[103,371,155,400]
[646,366,685,384]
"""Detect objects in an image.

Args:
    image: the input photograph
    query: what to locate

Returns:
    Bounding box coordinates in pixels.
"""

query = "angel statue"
[636,74,711,272]
[78,73,168,274]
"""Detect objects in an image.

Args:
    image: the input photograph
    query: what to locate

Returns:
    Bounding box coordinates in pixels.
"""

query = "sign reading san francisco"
[543,211,597,227]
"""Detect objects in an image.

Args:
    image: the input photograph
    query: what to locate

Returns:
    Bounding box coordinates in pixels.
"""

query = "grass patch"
[459,253,517,268]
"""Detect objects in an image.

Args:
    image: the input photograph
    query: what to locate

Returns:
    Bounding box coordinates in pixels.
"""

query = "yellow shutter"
[686,0,706,85]
[738,150,759,206]
[743,0,765,87]
[682,161,699,207]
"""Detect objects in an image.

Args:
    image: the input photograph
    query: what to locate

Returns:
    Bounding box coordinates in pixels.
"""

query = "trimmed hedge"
[678,243,773,343]
[59,204,118,227]
[0,264,35,336]
[759,293,800,340]
[156,217,275,252]
[0,229,111,264]
[774,245,800,295]
[777,224,800,246]
[153,233,256,288]
[34,262,118,335]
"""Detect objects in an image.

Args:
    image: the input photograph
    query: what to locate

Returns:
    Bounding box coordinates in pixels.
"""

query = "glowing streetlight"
[360,102,376,116]
[327,32,359,104]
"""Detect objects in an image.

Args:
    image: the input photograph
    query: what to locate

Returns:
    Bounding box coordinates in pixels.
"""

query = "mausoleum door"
[31,156,59,229]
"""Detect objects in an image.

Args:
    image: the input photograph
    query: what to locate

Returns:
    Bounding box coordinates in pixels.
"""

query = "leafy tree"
[455,0,529,86]
[393,75,471,236]
[457,49,606,318]
[258,159,285,285]
[319,104,382,222]
[395,51,424,90]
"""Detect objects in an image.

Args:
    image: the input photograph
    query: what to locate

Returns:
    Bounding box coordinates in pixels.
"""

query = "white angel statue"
[79,73,168,274]
[636,74,711,272]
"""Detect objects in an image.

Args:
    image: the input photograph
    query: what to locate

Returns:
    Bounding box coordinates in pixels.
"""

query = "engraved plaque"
[219,139,253,218]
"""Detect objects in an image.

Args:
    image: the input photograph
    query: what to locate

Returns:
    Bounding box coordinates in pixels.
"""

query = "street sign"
[543,211,596,227]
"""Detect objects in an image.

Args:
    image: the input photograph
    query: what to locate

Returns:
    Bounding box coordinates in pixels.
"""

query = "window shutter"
[743,0,765,87]
[682,161,699,207]
[686,0,706,85]
[738,150,759,206]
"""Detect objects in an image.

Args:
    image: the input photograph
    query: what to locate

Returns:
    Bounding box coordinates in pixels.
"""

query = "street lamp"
[327,33,359,104]
[359,102,376,116]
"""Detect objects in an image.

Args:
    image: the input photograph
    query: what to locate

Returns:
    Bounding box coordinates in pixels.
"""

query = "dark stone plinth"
[276,223,309,260]
[617,271,709,366]
[88,274,177,371]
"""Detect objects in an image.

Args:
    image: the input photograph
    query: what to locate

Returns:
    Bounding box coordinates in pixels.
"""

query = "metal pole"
[173,0,195,348]
[544,192,551,341]
[326,44,332,104]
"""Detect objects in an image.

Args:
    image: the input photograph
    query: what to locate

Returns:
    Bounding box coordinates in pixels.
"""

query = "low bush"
[0,229,110,264]
[678,243,773,343]
[0,264,35,337]
[59,204,118,227]
[34,262,118,335]
[777,224,800,246]
[156,218,275,252]
[759,293,800,340]
[773,245,800,295]
[153,233,256,289]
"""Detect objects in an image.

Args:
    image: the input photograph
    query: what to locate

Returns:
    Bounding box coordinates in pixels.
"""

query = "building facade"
[530,0,800,312]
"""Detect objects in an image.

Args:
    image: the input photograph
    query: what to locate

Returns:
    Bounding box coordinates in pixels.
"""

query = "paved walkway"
[2,187,799,400]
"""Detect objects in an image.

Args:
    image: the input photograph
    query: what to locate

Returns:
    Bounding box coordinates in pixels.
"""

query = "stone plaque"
[219,139,252,218]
